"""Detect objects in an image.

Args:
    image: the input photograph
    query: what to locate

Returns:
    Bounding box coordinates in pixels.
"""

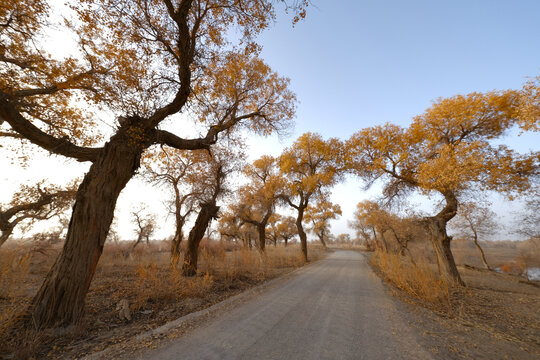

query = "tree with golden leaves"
[266,213,281,247]
[304,198,341,249]
[350,200,390,251]
[347,88,539,285]
[181,145,242,276]
[218,209,244,243]
[144,142,244,266]
[234,155,282,253]
[278,133,344,261]
[267,214,297,247]
[0,0,300,327]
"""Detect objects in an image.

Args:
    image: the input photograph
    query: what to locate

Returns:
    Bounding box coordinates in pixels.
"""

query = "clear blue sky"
[256,0,539,143]
[248,0,540,239]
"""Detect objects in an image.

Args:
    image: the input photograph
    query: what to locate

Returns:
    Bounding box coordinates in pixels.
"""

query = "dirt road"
[141,250,432,360]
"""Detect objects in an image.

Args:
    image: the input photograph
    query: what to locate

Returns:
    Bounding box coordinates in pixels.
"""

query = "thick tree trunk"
[182,202,219,277]
[284,237,288,247]
[296,207,308,262]
[256,224,266,253]
[424,192,464,286]
[30,132,144,328]
[472,231,490,270]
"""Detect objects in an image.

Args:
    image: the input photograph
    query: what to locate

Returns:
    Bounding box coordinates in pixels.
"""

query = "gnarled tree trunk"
[182,202,219,276]
[30,129,145,328]
[424,191,465,286]
[296,206,308,262]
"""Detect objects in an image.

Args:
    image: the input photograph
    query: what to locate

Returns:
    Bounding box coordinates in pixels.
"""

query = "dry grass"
[125,243,319,312]
[370,244,540,357]
[369,248,452,308]
[0,249,32,336]
[0,240,326,359]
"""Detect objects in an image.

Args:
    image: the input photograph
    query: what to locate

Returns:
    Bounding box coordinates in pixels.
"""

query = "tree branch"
[0,94,101,162]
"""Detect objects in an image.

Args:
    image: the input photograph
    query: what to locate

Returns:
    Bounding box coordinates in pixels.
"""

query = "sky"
[1,0,539,241]
[246,0,540,239]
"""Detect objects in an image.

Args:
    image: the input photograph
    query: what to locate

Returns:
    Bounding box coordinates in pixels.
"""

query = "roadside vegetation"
[366,218,540,357]
[0,239,325,358]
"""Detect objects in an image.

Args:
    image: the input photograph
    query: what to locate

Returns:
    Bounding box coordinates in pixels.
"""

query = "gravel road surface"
[142,250,432,360]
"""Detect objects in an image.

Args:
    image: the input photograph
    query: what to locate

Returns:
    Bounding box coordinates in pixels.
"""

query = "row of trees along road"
[1,0,538,330]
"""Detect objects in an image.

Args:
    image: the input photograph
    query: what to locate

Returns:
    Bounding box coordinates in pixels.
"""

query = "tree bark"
[256,224,266,253]
[30,130,145,328]
[424,191,465,286]
[182,202,219,276]
[296,206,308,262]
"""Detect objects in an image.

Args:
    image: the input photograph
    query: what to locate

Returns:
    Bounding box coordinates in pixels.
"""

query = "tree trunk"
[472,231,490,270]
[284,237,288,247]
[296,207,308,262]
[427,191,464,285]
[425,218,463,285]
[182,202,219,276]
[0,228,13,248]
[256,224,266,253]
[124,234,143,259]
[30,132,144,328]
[170,219,185,266]
[317,232,327,249]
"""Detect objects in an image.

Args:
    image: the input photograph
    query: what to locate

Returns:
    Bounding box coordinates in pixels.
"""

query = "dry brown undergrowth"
[0,240,326,359]
[370,247,540,357]
[369,248,453,309]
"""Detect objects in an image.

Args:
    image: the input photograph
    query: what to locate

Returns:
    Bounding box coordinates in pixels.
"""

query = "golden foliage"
[279,132,345,200]
[347,89,539,199]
